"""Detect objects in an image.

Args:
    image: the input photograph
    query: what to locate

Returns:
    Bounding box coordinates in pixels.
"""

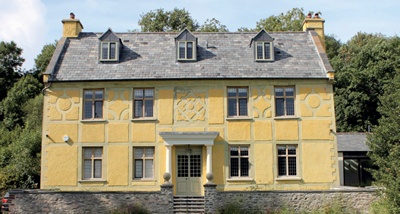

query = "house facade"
[41,15,338,195]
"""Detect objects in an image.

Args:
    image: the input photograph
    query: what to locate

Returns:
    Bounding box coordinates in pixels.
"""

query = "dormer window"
[101,42,118,60]
[252,29,275,62]
[175,29,197,61]
[98,28,122,62]
[178,41,195,60]
[256,42,273,60]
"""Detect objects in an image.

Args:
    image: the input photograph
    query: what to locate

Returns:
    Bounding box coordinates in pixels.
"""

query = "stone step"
[173,196,205,214]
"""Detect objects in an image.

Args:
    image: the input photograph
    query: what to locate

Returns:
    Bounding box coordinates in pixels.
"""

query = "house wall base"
[8,187,377,213]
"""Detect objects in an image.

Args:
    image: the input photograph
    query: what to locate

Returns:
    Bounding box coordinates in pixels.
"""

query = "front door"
[176,146,202,196]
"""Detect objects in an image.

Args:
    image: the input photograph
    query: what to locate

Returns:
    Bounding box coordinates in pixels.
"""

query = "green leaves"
[138,8,199,32]
[0,41,24,101]
[254,8,306,32]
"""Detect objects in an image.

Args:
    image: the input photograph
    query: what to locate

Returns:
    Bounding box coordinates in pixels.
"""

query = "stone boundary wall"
[205,184,378,213]
[8,185,377,213]
[8,185,174,214]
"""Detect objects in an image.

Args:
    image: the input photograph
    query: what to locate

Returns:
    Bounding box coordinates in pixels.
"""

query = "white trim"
[160,132,219,146]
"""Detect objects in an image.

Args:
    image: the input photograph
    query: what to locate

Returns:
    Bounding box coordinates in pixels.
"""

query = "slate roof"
[46,30,333,82]
[337,133,370,152]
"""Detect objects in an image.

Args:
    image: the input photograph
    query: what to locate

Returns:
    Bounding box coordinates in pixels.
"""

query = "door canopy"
[160,132,219,146]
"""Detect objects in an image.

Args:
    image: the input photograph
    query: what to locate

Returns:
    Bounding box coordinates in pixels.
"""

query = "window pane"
[145,159,154,178]
[179,42,185,59]
[144,89,154,98]
[286,98,295,115]
[288,157,297,175]
[177,155,188,177]
[144,100,153,117]
[187,42,193,59]
[276,98,284,116]
[278,146,286,155]
[240,157,249,177]
[278,157,287,176]
[190,155,201,177]
[238,98,248,116]
[84,149,92,159]
[275,88,284,96]
[84,91,93,99]
[240,147,249,156]
[94,160,102,178]
[83,101,92,119]
[94,101,103,118]
[230,147,239,156]
[238,88,247,97]
[135,160,143,178]
[84,160,92,178]
[134,89,143,98]
[264,43,271,59]
[134,100,143,117]
[145,148,154,157]
[110,43,116,59]
[134,148,143,158]
[230,157,239,177]
[102,43,108,59]
[228,99,237,116]
[227,88,237,97]
[256,43,263,59]
[288,146,296,155]
[94,148,102,157]
[95,90,103,99]
[285,87,294,96]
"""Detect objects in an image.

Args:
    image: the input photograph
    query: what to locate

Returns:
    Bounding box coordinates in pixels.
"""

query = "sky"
[0,0,399,70]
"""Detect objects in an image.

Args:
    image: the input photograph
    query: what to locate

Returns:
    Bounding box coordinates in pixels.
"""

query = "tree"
[199,18,229,32]
[0,41,24,101]
[138,8,199,32]
[332,33,400,131]
[33,41,57,83]
[367,72,400,213]
[242,8,306,32]
[0,75,42,130]
[325,35,342,60]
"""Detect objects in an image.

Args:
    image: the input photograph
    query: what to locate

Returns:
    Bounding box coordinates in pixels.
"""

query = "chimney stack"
[302,14,325,50]
[62,12,83,37]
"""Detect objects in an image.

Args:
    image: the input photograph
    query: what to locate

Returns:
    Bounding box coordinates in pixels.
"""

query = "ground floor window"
[230,145,249,177]
[134,147,154,179]
[277,145,297,176]
[83,147,103,179]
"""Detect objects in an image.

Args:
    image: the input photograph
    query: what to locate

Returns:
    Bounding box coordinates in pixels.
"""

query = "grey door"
[176,146,202,195]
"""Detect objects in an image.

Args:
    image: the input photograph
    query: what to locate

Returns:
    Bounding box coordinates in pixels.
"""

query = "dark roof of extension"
[45,30,333,82]
[337,133,370,152]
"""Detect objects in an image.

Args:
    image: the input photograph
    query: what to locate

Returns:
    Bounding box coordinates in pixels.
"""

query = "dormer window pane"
[179,42,186,59]
[101,43,108,60]
[187,42,193,59]
[255,41,273,61]
[264,43,271,59]
[256,43,263,59]
[110,43,116,59]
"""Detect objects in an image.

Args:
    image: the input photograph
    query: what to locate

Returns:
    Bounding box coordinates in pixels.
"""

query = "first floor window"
[230,146,249,177]
[134,88,154,118]
[134,147,154,179]
[277,145,297,176]
[83,89,103,119]
[227,87,248,117]
[275,86,295,117]
[83,147,103,179]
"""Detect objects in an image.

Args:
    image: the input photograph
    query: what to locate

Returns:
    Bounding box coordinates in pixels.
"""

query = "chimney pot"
[70,12,75,19]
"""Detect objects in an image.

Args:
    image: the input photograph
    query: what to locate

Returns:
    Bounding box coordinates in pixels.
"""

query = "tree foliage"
[199,18,229,32]
[33,41,57,82]
[0,41,24,101]
[332,33,400,131]
[368,72,400,213]
[138,8,199,32]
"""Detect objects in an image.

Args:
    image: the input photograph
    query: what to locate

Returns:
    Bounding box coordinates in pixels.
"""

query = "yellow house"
[41,15,338,196]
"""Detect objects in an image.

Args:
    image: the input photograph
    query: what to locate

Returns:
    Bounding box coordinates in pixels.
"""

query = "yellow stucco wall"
[42,79,338,191]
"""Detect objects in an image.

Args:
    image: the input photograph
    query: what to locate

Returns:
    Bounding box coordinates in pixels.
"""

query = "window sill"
[226,117,252,121]
[131,118,157,122]
[273,116,300,120]
[81,119,107,123]
[132,179,156,182]
[275,176,302,181]
[226,177,254,182]
[78,179,107,183]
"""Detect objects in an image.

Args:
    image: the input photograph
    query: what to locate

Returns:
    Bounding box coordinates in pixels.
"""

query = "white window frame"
[274,86,295,117]
[82,147,103,180]
[100,41,118,61]
[177,41,196,61]
[255,41,274,61]
[229,145,250,178]
[227,87,249,117]
[277,145,298,177]
[133,147,155,179]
